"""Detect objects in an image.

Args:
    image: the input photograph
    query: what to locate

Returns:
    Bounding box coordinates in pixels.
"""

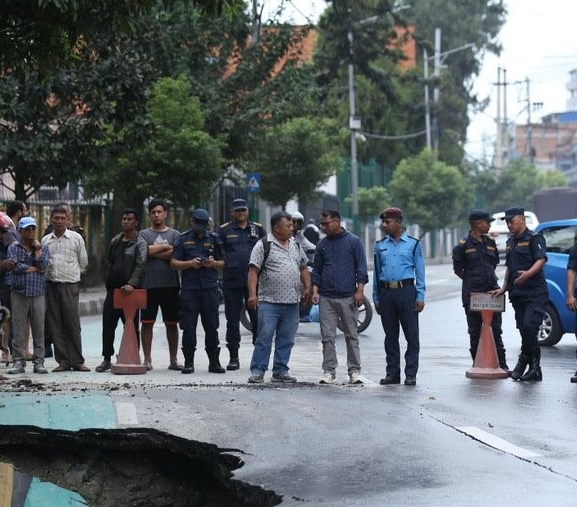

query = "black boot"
[226,346,240,371]
[510,353,530,381]
[497,349,509,374]
[520,352,542,382]
[207,348,225,373]
[181,347,195,374]
[571,371,577,383]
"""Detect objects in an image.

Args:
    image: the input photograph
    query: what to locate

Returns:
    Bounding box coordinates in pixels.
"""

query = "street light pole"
[348,27,360,236]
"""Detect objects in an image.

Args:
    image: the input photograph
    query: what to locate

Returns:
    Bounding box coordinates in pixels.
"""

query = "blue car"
[534,219,577,346]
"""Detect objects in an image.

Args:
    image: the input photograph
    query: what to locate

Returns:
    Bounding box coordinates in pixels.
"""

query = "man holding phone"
[171,208,225,374]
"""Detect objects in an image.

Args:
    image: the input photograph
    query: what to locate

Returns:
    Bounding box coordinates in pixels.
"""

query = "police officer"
[218,199,266,370]
[452,209,508,370]
[171,208,225,374]
[492,207,547,381]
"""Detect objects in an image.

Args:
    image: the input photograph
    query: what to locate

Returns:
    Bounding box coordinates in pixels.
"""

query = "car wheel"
[538,303,563,346]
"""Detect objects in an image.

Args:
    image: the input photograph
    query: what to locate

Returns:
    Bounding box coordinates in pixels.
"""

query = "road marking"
[115,402,139,425]
[456,426,541,458]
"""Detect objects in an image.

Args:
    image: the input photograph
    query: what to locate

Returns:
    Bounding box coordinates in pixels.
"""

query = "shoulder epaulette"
[251,221,263,227]
[219,221,231,228]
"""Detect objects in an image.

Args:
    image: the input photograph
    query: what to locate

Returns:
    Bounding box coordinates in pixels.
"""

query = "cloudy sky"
[258,0,577,160]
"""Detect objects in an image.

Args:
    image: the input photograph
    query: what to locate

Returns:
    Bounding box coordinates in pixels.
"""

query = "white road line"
[115,402,139,425]
[456,426,541,459]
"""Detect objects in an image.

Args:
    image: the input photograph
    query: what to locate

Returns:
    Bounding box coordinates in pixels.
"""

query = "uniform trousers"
[378,285,420,378]
[179,288,220,351]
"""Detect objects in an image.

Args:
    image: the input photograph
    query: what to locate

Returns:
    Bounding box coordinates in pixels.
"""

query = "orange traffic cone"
[111,288,148,375]
[466,309,509,379]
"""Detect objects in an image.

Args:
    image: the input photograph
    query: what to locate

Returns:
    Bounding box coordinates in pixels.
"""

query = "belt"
[380,279,414,289]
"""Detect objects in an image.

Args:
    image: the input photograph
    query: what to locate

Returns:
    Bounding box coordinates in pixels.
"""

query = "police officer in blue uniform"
[373,207,425,386]
[492,207,547,381]
[171,208,225,374]
[218,199,266,370]
[452,209,508,370]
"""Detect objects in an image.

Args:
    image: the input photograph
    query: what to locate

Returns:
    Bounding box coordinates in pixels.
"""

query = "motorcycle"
[240,295,373,334]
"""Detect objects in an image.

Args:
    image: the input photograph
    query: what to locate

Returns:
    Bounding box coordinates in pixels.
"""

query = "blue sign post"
[246,173,261,221]
[246,172,261,193]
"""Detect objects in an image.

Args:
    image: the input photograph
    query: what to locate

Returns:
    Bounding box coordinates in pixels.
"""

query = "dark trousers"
[511,291,547,358]
[464,306,506,361]
[101,289,139,358]
[378,285,420,378]
[224,286,258,347]
[180,288,220,351]
[46,281,85,367]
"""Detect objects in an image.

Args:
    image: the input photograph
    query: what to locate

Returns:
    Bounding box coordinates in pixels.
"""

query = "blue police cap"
[502,207,525,220]
[468,209,494,222]
[189,208,210,229]
[231,199,248,210]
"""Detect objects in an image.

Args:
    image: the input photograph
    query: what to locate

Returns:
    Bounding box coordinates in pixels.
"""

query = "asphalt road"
[2,263,577,506]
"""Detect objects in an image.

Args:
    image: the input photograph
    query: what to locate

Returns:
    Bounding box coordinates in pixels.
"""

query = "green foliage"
[345,186,391,223]
[389,149,471,232]
[476,158,567,212]
[89,76,224,208]
[0,0,246,77]
[256,117,344,208]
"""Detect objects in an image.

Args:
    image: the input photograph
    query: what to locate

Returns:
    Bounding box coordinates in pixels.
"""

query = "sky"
[257,0,577,161]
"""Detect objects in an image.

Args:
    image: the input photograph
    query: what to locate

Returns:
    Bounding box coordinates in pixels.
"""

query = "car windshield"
[539,225,577,254]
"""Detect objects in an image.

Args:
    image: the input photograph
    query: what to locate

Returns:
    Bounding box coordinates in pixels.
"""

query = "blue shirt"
[311,229,368,299]
[7,242,50,297]
[373,231,426,303]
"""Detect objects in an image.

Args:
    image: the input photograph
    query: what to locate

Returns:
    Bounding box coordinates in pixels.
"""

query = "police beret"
[468,209,494,222]
[379,207,403,220]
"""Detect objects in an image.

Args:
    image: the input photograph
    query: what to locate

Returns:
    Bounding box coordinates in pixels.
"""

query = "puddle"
[0,425,281,507]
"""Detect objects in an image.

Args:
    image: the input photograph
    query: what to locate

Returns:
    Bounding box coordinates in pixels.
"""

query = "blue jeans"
[250,302,299,376]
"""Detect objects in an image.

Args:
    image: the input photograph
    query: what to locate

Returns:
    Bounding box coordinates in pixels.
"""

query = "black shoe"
[181,364,194,374]
[404,376,417,386]
[226,358,240,371]
[379,375,400,385]
[95,359,111,372]
[571,371,577,383]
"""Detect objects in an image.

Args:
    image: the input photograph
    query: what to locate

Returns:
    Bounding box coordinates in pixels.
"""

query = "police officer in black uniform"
[218,199,266,370]
[171,208,225,374]
[453,209,508,370]
[492,207,547,381]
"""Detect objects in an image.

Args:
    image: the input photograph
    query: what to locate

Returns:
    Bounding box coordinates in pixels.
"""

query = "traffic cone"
[111,288,148,375]
[466,310,509,379]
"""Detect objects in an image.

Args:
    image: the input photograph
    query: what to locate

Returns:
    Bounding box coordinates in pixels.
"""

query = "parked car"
[489,211,540,254]
[534,219,577,346]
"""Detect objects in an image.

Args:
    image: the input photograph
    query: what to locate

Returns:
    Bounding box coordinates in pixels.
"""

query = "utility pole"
[250,0,260,46]
[424,48,432,149]
[348,27,360,236]
[432,28,441,151]
[526,77,534,165]
[495,67,502,169]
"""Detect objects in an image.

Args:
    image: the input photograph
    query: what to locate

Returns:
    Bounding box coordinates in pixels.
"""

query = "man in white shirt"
[42,205,89,371]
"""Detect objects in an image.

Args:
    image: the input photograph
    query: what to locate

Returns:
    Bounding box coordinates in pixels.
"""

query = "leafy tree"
[86,76,224,209]
[0,0,246,77]
[482,158,566,212]
[389,149,471,233]
[345,186,391,224]
[256,117,344,208]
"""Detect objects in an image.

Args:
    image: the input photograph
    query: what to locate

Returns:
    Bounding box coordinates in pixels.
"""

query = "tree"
[86,76,224,209]
[345,186,391,224]
[389,149,471,233]
[256,117,344,208]
[482,158,566,212]
[0,0,246,77]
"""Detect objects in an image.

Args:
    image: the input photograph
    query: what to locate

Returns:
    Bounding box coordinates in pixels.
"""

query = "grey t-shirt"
[139,227,181,289]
